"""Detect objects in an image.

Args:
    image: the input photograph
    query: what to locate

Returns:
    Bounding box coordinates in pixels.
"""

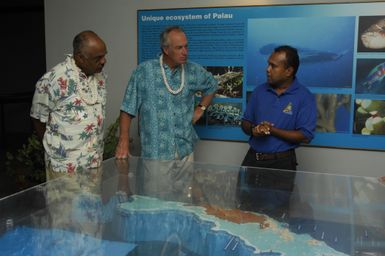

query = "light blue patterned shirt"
[121,58,217,160]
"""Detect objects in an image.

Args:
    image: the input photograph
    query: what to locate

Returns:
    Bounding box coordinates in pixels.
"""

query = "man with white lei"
[116,26,217,200]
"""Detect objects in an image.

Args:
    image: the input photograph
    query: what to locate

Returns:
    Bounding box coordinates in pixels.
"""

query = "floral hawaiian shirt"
[30,55,107,173]
[121,58,217,160]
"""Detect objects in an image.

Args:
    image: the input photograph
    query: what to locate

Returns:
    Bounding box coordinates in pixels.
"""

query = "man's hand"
[115,137,131,159]
[252,121,274,136]
[31,118,46,141]
[116,111,133,159]
[192,107,205,124]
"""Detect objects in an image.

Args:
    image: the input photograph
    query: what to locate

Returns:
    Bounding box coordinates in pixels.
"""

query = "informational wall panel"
[138,2,385,151]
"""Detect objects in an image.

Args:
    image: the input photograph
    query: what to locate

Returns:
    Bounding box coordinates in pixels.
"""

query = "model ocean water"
[119,195,348,256]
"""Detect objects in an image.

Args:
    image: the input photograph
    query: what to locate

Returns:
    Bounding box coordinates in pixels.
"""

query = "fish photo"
[358,16,385,52]
[246,16,355,88]
[355,59,385,95]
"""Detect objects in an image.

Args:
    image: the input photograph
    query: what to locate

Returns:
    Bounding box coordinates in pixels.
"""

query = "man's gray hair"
[160,26,185,51]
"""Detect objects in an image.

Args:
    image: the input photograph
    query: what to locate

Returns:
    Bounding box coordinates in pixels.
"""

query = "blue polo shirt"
[243,79,316,153]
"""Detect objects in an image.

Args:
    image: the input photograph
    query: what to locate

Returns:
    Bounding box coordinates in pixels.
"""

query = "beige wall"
[45,0,385,177]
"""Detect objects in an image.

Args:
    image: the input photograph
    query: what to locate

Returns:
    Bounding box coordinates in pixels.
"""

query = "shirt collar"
[266,78,300,95]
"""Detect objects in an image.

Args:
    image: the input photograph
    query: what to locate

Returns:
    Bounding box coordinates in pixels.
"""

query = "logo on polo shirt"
[283,102,293,115]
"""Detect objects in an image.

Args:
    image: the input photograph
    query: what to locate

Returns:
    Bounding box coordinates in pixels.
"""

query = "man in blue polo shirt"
[240,45,316,214]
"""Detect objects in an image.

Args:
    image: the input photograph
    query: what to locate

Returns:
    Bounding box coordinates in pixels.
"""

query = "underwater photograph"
[246,16,355,88]
[315,94,351,133]
[358,16,385,52]
[355,59,385,95]
[207,103,242,126]
[354,99,385,135]
[205,66,243,98]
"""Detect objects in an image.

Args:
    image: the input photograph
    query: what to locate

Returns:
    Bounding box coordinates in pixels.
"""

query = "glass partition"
[0,156,384,256]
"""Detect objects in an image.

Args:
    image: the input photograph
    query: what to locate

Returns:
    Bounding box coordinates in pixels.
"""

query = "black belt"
[253,149,294,161]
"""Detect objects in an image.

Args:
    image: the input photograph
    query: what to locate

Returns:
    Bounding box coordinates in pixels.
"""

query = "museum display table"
[1,157,384,255]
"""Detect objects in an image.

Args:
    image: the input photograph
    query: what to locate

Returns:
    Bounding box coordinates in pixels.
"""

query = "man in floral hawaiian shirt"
[30,31,110,233]
[31,30,108,176]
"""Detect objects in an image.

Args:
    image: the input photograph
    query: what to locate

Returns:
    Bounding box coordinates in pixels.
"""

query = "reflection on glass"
[0,157,384,255]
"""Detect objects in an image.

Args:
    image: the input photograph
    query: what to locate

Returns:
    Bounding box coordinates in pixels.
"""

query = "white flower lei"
[160,54,185,95]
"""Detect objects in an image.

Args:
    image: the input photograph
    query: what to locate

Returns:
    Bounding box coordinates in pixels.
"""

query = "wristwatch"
[198,104,206,111]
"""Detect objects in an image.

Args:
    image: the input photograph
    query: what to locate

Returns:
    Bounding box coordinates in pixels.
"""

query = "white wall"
[44,0,385,177]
